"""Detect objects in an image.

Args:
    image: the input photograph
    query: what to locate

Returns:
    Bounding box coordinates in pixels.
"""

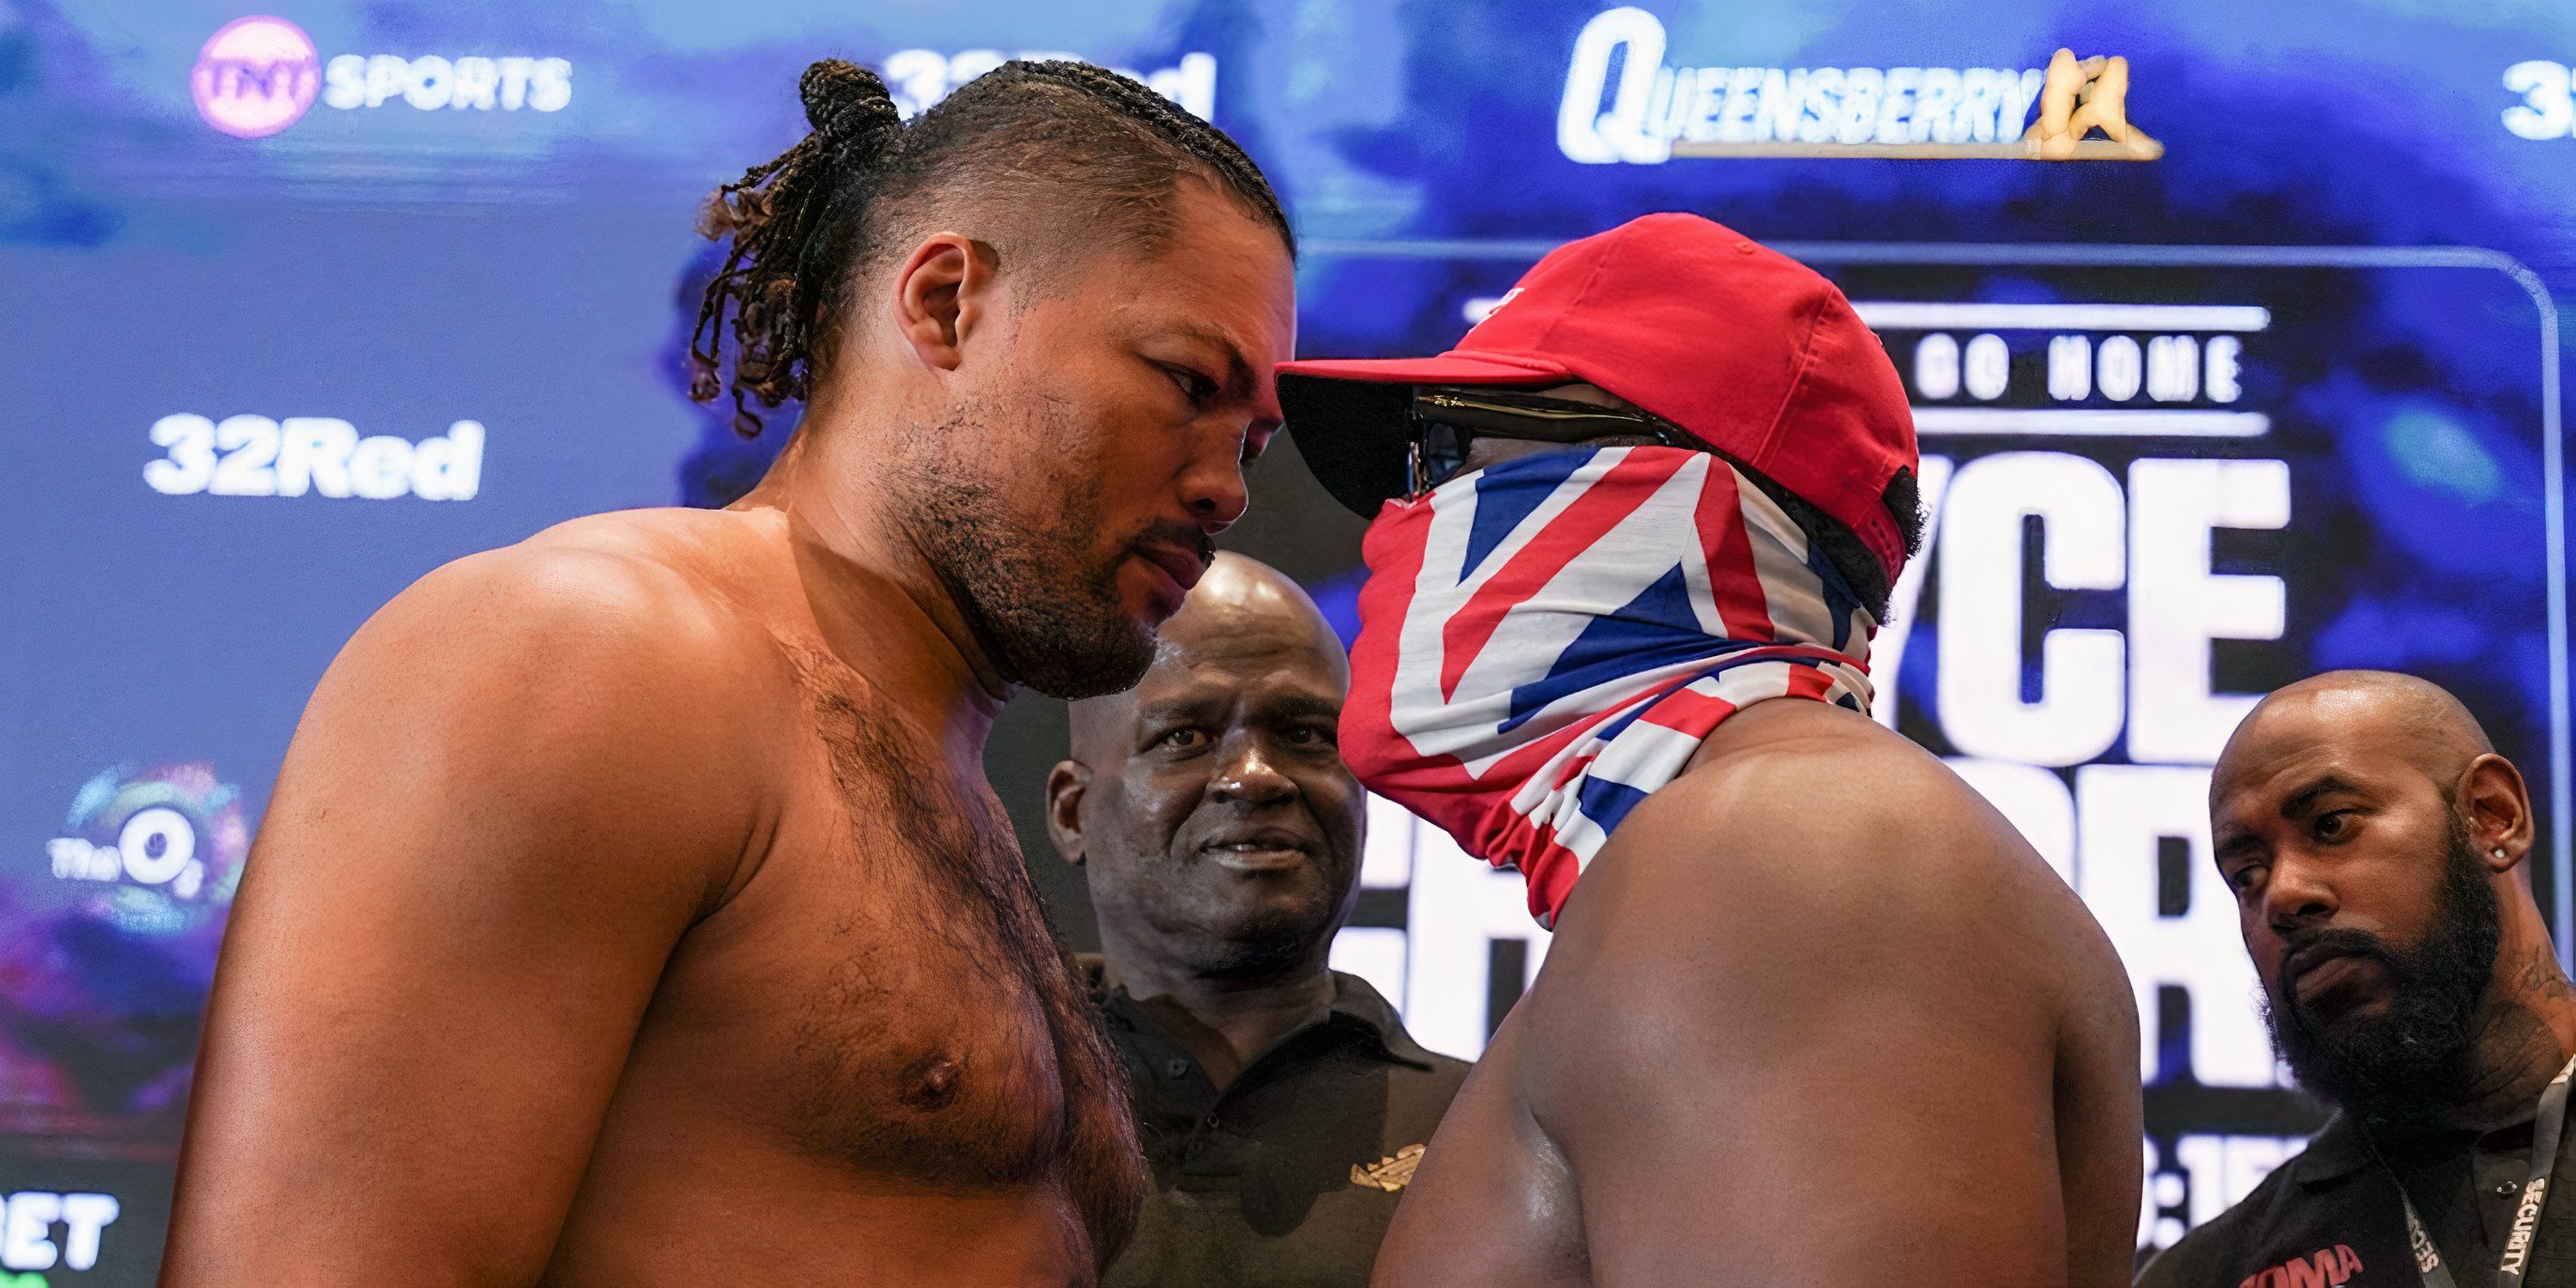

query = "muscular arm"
[1522,715,2140,1286]
[164,544,769,1285]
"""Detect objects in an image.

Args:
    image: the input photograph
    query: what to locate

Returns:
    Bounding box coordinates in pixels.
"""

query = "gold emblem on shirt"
[1352,1144,1427,1192]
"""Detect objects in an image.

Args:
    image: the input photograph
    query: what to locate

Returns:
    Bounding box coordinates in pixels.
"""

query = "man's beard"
[2263,814,2502,1126]
[889,400,1174,701]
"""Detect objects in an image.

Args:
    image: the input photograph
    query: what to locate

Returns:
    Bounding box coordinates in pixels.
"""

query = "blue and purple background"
[1,0,2572,1279]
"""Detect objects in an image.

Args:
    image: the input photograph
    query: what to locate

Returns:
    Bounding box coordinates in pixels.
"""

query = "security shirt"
[1079,957,1471,1288]
[2139,1110,2576,1287]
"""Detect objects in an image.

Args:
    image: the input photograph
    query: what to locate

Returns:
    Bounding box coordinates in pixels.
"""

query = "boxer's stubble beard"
[2263,814,2502,1127]
[888,393,1159,701]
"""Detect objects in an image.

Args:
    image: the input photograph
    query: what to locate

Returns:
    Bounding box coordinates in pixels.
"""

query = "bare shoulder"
[346,507,782,699]
[1629,699,2046,896]
[276,507,794,892]
[1561,699,2129,1009]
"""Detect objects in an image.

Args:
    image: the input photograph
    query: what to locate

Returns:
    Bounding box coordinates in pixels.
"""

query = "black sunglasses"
[1406,388,1711,497]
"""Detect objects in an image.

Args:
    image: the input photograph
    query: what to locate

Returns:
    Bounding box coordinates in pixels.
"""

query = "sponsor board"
[1323,246,2561,1255]
[45,765,246,939]
[880,48,1217,120]
[1558,8,2158,162]
[191,15,570,137]
[145,416,484,501]
[0,1192,121,1277]
[2505,60,2576,139]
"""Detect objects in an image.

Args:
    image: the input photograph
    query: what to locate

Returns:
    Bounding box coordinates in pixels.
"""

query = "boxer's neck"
[738,427,1009,747]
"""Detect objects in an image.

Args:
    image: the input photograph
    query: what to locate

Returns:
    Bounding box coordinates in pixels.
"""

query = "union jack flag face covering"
[1341,445,1881,927]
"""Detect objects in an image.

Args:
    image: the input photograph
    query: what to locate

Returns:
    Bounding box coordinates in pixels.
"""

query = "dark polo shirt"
[2139,1109,2576,1287]
[1078,957,1472,1288]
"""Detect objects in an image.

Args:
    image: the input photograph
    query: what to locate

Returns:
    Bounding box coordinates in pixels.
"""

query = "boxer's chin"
[998,603,1155,700]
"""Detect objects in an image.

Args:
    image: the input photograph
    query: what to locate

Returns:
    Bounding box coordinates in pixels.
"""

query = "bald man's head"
[1047,553,1364,979]
[2209,670,2542,1123]
[1067,552,1347,762]
[2216,670,2494,805]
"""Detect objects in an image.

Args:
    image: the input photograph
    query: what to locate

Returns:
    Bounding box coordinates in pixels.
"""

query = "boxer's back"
[1372,700,2141,1286]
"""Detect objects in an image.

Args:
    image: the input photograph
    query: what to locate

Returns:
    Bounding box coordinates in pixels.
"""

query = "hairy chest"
[708,659,1141,1221]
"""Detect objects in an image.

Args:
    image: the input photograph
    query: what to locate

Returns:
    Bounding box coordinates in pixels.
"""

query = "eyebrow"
[1132,689,1340,729]
[1164,324,1278,427]
[2281,775,2362,819]
[1133,696,1218,727]
[2211,825,2259,863]
[1258,692,1343,722]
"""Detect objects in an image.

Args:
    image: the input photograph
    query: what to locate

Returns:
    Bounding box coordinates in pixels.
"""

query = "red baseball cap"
[1278,213,1919,581]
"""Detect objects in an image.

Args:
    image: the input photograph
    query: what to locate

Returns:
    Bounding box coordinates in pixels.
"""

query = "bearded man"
[166,59,1295,1286]
[2143,670,2574,1288]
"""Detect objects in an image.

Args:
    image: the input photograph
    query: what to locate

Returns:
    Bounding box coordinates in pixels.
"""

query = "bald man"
[1045,553,1469,1287]
[2142,670,2573,1286]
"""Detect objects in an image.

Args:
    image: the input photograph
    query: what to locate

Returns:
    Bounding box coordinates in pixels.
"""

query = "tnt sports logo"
[191,15,571,137]
[147,414,484,501]
[46,763,247,938]
[190,15,319,138]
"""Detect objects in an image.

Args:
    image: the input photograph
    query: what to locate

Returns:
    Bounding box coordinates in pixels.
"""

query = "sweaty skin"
[1366,404,2142,1287]
[163,181,1296,1286]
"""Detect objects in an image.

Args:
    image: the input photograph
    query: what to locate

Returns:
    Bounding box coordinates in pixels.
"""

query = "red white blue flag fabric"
[1341,446,1880,927]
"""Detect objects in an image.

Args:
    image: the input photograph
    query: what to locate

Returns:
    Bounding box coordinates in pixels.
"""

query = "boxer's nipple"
[900,1053,962,1110]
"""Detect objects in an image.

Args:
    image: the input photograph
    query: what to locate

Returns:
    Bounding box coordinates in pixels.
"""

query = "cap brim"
[1275,351,1572,386]
[1277,353,1571,518]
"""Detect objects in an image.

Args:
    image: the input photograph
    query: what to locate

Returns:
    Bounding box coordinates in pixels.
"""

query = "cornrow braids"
[690,60,902,437]
[1003,60,1294,256]
[689,57,1294,439]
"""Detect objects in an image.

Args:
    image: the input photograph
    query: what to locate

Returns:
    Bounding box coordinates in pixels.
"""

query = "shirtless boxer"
[1274,214,2142,1285]
[163,60,1295,1285]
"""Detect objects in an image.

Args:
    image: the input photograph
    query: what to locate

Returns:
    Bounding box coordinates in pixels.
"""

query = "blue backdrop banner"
[2,1,2571,1279]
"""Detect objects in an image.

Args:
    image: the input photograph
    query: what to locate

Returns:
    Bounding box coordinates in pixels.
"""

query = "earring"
[2494,848,2507,859]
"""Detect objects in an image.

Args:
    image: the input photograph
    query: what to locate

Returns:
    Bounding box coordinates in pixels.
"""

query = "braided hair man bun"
[798,59,901,154]
[689,56,1292,440]
[690,60,902,435]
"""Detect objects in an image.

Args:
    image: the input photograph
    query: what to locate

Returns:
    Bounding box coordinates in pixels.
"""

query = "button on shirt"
[2139,1110,2576,1287]
[1079,957,1472,1288]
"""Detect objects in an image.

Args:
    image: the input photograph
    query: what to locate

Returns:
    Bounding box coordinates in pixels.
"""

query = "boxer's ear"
[1046,761,1092,866]
[2459,752,2535,873]
[889,231,996,372]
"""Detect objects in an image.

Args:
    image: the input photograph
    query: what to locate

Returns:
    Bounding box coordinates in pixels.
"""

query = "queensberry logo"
[46,763,246,939]
[191,15,571,137]
[1558,6,2044,163]
[146,414,484,501]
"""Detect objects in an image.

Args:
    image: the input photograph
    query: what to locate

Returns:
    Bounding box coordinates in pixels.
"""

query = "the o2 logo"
[46,763,248,937]
[146,413,483,501]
